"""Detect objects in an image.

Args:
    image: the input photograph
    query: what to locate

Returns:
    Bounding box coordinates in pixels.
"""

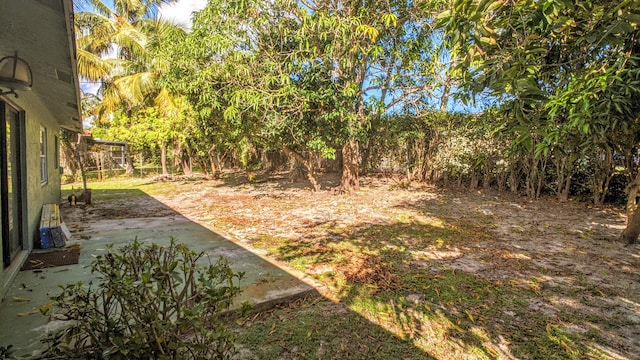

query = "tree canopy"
[76,0,640,242]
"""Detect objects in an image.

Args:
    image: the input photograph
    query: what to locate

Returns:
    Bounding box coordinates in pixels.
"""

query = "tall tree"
[164,0,449,192]
[75,0,184,173]
[440,0,640,242]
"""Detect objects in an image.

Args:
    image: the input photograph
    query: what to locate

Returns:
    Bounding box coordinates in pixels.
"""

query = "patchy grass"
[63,174,639,359]
[232,298,431,359]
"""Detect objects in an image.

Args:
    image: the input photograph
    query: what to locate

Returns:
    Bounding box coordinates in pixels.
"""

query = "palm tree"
[74,0,186,172]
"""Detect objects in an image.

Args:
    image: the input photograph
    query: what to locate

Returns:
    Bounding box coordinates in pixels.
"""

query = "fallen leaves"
[335,253,400,290]
[56,175,640,359]
[17,302,53,317]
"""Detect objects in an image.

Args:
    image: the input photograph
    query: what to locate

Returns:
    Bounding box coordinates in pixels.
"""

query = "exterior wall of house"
[0,0,80,299]
[23,97,64,245]
[0,96,63,299]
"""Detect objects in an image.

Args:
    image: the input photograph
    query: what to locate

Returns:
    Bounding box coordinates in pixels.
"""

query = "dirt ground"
[66,173,640,359]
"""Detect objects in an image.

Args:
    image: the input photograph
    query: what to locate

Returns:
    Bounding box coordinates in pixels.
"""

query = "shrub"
[40,239,247,359]
[0,345,14,360]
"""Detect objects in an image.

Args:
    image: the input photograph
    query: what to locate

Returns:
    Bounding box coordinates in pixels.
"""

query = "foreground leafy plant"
[40,239,247,359]
[0,345,14,360]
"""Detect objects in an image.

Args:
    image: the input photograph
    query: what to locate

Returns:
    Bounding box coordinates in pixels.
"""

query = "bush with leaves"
[40,239,248,360]
[0,345,14,360]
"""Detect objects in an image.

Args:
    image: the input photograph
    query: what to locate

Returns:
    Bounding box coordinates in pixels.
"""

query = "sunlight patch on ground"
[413,248,463,260]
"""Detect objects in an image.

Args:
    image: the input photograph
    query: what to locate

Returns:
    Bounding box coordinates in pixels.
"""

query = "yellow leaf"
[12,297,30,302]
[39,302,54,315]
[18,309,40,317]
[465,310,475,323]
[486,347,498,357]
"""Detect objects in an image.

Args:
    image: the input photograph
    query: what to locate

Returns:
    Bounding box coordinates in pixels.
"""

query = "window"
[54,135,59,169]
[40,126,47,184]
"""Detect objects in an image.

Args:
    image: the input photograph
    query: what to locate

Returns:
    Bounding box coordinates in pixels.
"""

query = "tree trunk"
[483,161,492,190]
[340,140,360,193]
[555,154,573,202]
[470,174,479,190]
[509,166,519,193]
[174,141,195,176]
[283,147,320,192]
[160,141,168,176]
[181,149,192,176]
[620,170,640,245]
[535,157,547,199]
[496,171,506,192]
[592,147,615,206]
[74,133,87,193]
[172,144,181,169]
[61,141,79,181]
[124,143,135,174]
[440,83,450,112]
[560,174,571,202]
[208,145,220,178]
[405,142,413,182]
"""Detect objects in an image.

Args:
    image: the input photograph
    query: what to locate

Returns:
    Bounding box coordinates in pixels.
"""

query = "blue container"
[39,227,52,249]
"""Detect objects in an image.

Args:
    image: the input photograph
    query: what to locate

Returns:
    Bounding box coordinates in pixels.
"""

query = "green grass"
[231,298,432,360]
[61,177,182,202]
[235,222,615,359]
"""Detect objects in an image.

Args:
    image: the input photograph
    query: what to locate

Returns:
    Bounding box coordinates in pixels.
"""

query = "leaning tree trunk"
[620,170,640,245]
[181,148,192,176]
[340,139,360,193]
[283,147,320,192]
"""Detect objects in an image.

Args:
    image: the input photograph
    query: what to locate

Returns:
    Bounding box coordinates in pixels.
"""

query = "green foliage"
[76,0,186,118]
[40,239,247,360]
[441,0,640,145]
[0,345,14,360]
[436,0,640,203]
[159,0,452,190]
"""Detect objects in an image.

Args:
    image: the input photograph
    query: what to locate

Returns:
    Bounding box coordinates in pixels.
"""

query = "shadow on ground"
[0,188,432,359]
[255,195,640,359]
[144,171,343,193]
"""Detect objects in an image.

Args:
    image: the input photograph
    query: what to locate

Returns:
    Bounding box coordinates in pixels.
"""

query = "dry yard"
[66,173,640,359]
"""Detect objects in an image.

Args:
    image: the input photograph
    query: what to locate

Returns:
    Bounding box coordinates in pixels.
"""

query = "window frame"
[40,126,47,184]
[54,135,59,170]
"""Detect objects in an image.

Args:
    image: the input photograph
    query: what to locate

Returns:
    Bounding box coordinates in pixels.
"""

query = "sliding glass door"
[1,102,23,268]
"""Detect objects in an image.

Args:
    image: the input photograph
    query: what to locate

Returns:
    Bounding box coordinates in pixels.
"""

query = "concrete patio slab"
[0,207,319,357]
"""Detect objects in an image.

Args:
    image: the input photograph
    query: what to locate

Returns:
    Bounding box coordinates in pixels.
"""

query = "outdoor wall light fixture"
[0,52,33,98]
